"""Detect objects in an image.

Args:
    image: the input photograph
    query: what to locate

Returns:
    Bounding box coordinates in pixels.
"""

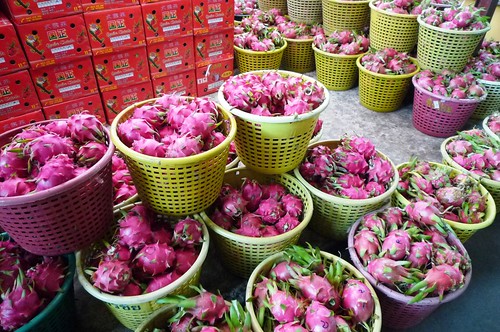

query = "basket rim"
[0,121,115,205]
[356,56,420,79]
[482,114,500,143]
[200,167,314,245]
[217,70,330,124]
[75,207,210,305]
[233,39,288,54]
[394,161,496,230]
[312,44,367,59]
[109,97,237,166]
[293,139,400,206]
[226,156,240,169]
[412,75,488,104]
[417,15,491,35]
[369,0,418,18]
[327,0,371,4]
[309,127,324,144]
[284,36,314,43]
[244,250,383,332]
[477,78,500,86]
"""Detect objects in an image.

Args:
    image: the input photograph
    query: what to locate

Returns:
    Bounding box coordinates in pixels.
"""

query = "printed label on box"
[152,69,196,97]
[141,0,193,44]
[3,0,82,24]
[42,93,106,122]
[192,0,234,34]
[0,12,29,74]
[0,70,41,121]
[101,80,153,124]
[0,110,45,133]
[195,57,233,97]
[81,0,139,11]
[194,27,233,67]
[147,35,194,78]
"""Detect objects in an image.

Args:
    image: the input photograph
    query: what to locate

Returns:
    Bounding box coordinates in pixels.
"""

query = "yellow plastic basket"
[391,162,496,243]
[470,80,500,120]
[234,41,287,73]
[287,0,323,24]
[257,0,287,13]
[416,16,490,72]
[75,204,210,331]
[245,250,383,332]
[282,37,315,73]
[293,139,399,241]
[441,136,500,212]
[217,70,330,174]
[369,0,419,52]
[314,45,364,91]
[357,56,419,112]
[200,167,313,278]
[322,0,371,35]
[110,97,237,216]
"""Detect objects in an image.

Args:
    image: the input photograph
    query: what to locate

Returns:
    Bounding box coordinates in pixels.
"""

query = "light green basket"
[257,0,287,13]
[287,0,323,24]
[470,80,500,120]
[234,41,287,73]
[322,0,371,35]
[483,114,500,143]
[293,139,399,241]
[282,37,315,73]
[314,45,364,90]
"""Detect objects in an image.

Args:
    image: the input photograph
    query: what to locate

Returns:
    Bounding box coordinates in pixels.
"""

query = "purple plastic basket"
[412,76,486,138]
[347,211,472,329]
[0,120,115,256]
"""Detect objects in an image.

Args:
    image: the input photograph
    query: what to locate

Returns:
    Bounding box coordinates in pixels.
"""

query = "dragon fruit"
[117,118,159,147]
[0,177,35,197]
[275,214,300,233]
[0,145,30,179]
[293,273,341,309]
[35,154,77,191]
[173,218,203,247]
[353,229,381,265]
[415,69,487,99]
[381,229,411,260]
[145,271,182,293]
[240,178,263,211]
[407,241,432,268]
[175,248,199,274]
[313,29,370,55]
[26,133,75,165]
[134,243,176,275]
[341,279,375,324]
[26,257,66,298]
[77,141,108,167]
[269,261,300,282]
[275,322,308,332]
[255,198,285,224]
[92,259,132,294]
[269,288,305,323]
[366,257,414,285]
[304,300,336,332]
[118,209,153,250]
[131,138,167,157]
[407,264,465,302]
[420,5,490,31]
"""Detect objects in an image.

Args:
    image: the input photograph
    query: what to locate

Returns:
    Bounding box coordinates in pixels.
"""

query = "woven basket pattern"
[322,0,371,34]
[357,57,419,112]
[234,42,287,73]
[201,168,313,278]
[287,0,323,24]
[314,45,362,90]
[369,2,418,52]
[110,98,236,216]
[412,76,483,138]
[417,17,490,72]
[258,0,288,13]
[282,38,315,73]
[471,80,500,120]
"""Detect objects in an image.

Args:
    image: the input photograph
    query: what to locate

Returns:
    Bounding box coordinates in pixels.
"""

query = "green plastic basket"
[369,0,419,52]
[234,41,287,73]
[416,16,490,72]
[257,0,287,13]
[293,140,399,241]
[483,114,500,143]
[314,45,364,90]
[322,0,371,35]
[470,80,500,120]
[287,0,323,24]
[282,37,315,73]
[357,56,420,112]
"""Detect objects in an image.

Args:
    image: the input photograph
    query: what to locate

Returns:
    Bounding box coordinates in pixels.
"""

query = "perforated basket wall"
[483,115,500,143]
[357,57,419,112]
[257,0,287,13]
[417,16,490,72]
[110,97,236,216]
[369,1,419,52]
[412,76,484,138]
[234,42,287,73]
[314,45,363,90]
[0,121,114,256]
[200,167,313,278]
[287,0,323,24]
[282,37,315,73]
[293,140,399,241]
[322,0,371,35]
[470,80,500,120]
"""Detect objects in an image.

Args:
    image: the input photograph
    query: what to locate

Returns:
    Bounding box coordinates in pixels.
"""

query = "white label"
[208,50,222,57]
[162,25,180,32]
[110,34,131,43]
[433,100,440,109]
[165,60,182,68]
[0,100,20,110]
[59,84,81,93]
[197,77,207,84]
[51,44,74,54]
[0,57,5,64]
[114,72,134,80]
[37,0,62,8]
[208,81,223,90]
[208,17,223,24]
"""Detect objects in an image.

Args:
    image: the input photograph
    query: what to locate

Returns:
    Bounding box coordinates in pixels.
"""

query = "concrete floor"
[73,76,499,331]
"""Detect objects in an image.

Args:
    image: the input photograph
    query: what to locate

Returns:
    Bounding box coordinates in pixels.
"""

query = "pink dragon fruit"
[92,259,132,294]
[435,186,465,208]
[407,264,464,302]
[404,201,443,227]
[132,104,166,129]
[175,248,199,274]
[25,133,75,165]
[304,300,336,332]
[354,229,381,265]
[104,243,132,262]
[255,198,286,225]
[275,214,300,234]
[173,218,203,247]
[280,194,303,217]
[122,282,142,296]
[35,154,77,191]
[381,229,411,260]
[269,288,305,323]
[366,257,413,285]
[117,118,159,147]
[0,177,35,197]
[0,145,30,179]
[407,241,432,268]
[335,151,369,175]
[269,261,300,282]
[131,138,167,157]
[134,243,176,275]
[174,290,229,325]
[262,183,287,200]
[234,213,262,237]
[43,120,70,137]
[341,279,375,324]
[274,322,308,332]
[165,135,203,158]
[240,178,263,212]
[145,271,182,293]
[118,210,153,250]
[114,184,137,204]
[179,112,217,139]
[67,113,105,143]
[12,125,47,141]
[210,208,233,230]
[26,257,66,298]
[293,273,341,310]
[368,157,394,185]
[77,141,108,167]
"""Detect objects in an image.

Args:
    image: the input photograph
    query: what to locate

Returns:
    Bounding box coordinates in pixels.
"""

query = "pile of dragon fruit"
[234,26,286,52]
[313,30,370,55]
[209,179,305,237]
[445,129,500,182]
[86,204,204,295]
[372,0,427,15]
[0,239,69,331]
[298,136,396,199]
[420,5,490,30]
[112,153,137,206]
[235,0,258,16]
[250,245,378,331]
[351,204,471,303]
[221,71,326,116]
[360,48,417,75]
[276,18,324,40]
[486,114,500,135]
[397,158,489,224]
[464,40,500,82]
[0,113,108,197]
[117,94,231,158]
[414,69,487,99]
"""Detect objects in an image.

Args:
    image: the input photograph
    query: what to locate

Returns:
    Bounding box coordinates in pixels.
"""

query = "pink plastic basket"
[0,120,115,255]
[412,76,486,137]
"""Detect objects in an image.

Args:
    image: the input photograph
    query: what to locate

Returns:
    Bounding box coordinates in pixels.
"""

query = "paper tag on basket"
[433,100,440,109]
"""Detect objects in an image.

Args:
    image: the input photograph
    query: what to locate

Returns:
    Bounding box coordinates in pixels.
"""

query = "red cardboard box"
[195,57,233,96]
[147,35,194,78]
[83,6,146,55]
[0,69,41,121]
[194,27,233,67]
[100,80,153,124]
[0,109,45,133]
[192,0,234,35]
[81,0,139,12]
[30,57,98,107]
[141,0,193,44]
[42,93,106,122]
[2,0,82,24]
[152,69,196,97]
[93,46,150,92]
[0,12,28,74]
[15,15,92,68]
